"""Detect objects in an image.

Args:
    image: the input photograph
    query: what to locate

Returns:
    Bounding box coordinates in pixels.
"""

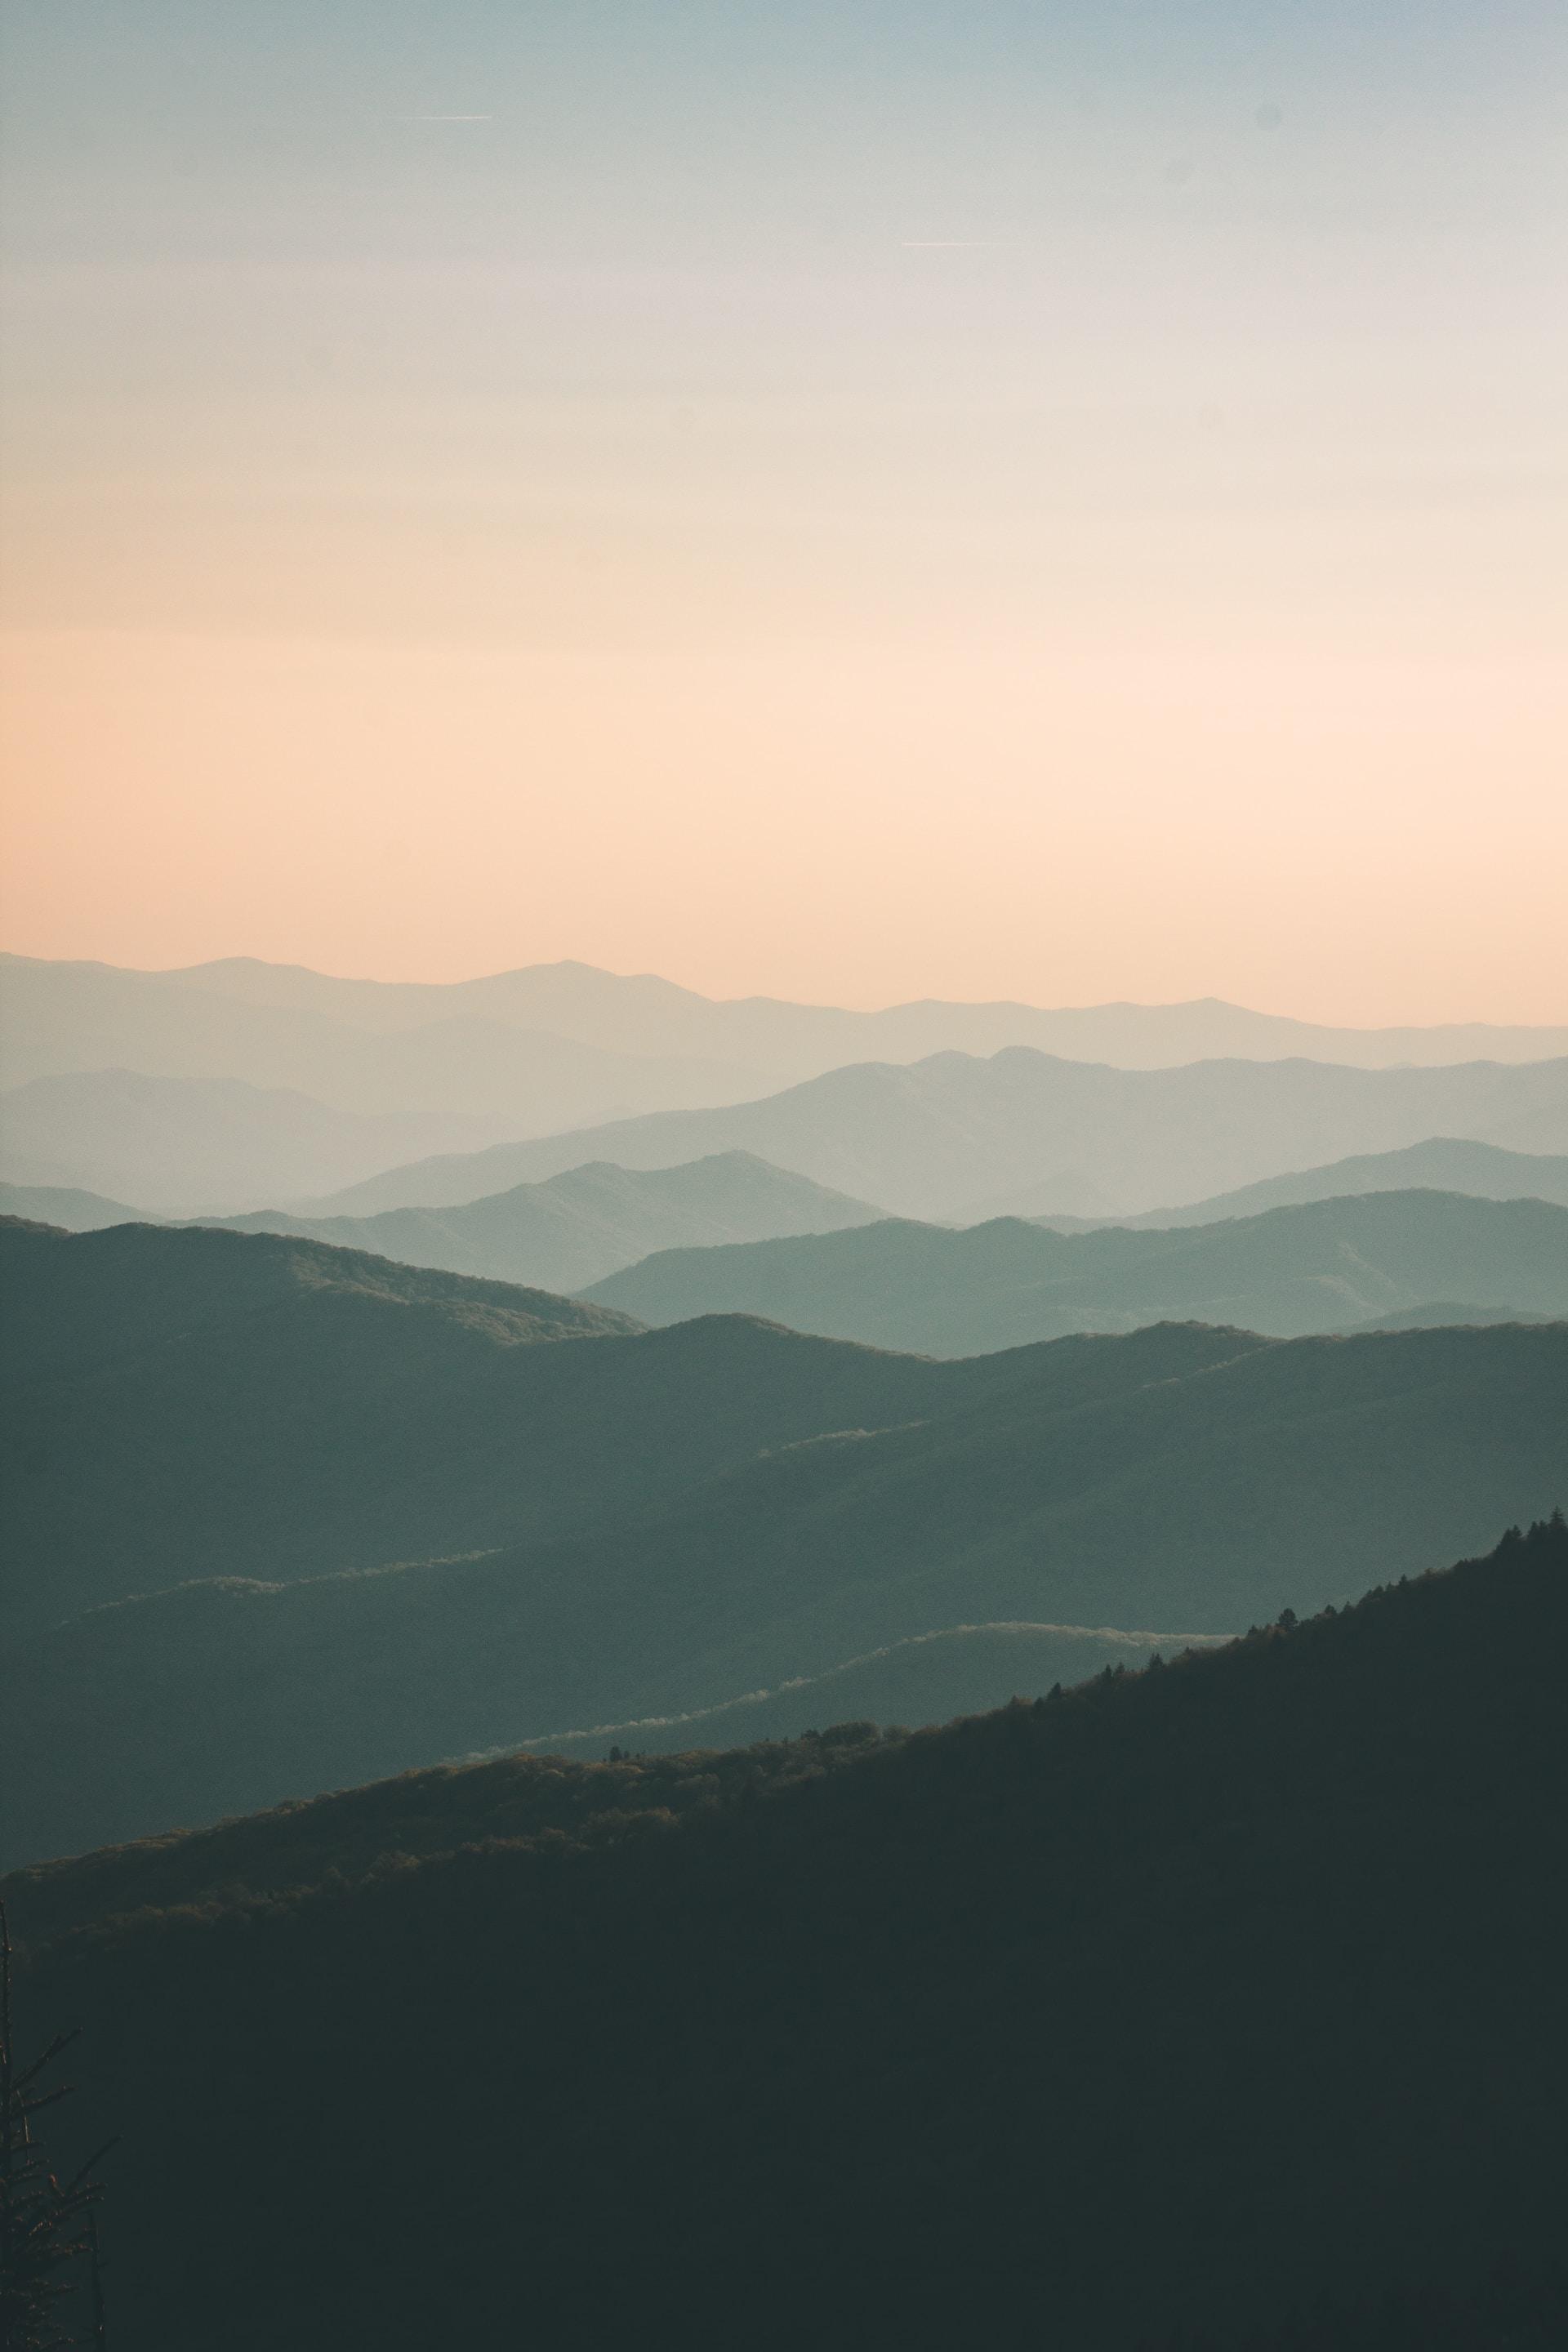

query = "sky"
[1,0,1565,1022]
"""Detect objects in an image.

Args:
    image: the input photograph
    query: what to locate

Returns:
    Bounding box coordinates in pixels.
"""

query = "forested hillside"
[6,1260,1563,1860]
[0,1217,1031,1631]
[588,1187,1568,1350]
[7,1519,1566,2350]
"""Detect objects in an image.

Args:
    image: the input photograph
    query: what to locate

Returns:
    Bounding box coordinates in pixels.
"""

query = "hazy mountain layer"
[7,1521,1566,2350]
[0,954,767,1123]
[0,1179,154,1229]
[1000,1134,1568,1227]
[1348,1299,1563,1332]
[0,1069,517,1211]
[13,951,1565,1081]
[5,1293,1561,1860]
[199,1151,884,1292]
[0,1218,1039,1633]
[305,1048,1568,1220]
[589,1191,1568,1352]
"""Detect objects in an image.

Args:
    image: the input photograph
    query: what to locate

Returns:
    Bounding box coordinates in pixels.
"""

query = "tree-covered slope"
[5,1316,1562,1862]
[0,1216,1050,1633]
[588,1188,1568,1352]
[7,1519,1566,2351]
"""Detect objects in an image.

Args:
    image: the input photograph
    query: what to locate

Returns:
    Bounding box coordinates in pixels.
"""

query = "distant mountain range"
[0,1069,517,1212]
[15,1135,1562,1260]
[4,1217,1564,1860]
[305,1049,1568,1221]
[1006,1135,1568,1226]
[588,1191,1568,1352]
[196,1152,884,1292]
[0,954,768,1126]
[8,953,1568,1218]
[0,1178,152,1229]
[8,954,1566,1099]
[6,1521,1567,2350]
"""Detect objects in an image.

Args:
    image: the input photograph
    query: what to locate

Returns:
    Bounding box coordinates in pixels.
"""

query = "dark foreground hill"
[202,1149,884,1291]
[302,1047,1568,1220]
[6,1299,1564,1862]
[7,1519,1567,2350]
[1,1218,1039,1635]
[589,1188,1568,1352]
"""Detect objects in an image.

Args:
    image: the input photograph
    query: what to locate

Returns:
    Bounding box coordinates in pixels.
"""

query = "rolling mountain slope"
[504,1619,1231,1757]
[588,1190,1568,1352]
[5,1312,1562,1861]
[0,1217,1045,1635]
[302,1048,1568,1220]
[16,951,1566,1080]
[6,1520,1566,2351]
[0,1069,514,1211]
[200,1152,884,1291]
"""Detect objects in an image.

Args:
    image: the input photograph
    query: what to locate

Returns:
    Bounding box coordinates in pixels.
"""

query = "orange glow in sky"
[2,2,1565,1021]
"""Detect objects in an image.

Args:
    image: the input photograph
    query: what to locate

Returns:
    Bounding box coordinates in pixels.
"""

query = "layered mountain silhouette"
[984,1134,1568,1224]
[0,1179,154,1229]
[198,1152,884,1292]
[7,1520,1566,2350]
[1350,1298,1562,1332]
[0,1069,518,1211]
[0,1217,1032,1633]
[9,951,1566,1094]
[5,1215,1563,1859]
[303,1049,1568,1219]
[589,1190,1568,1352]
[0,954,766,1124]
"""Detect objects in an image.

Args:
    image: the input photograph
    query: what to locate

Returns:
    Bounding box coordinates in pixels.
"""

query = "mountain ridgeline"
[0,1067,517,1212]
[1005,1134,1568,1224]
[6,1519,1567,2350]
[587,1188,1568,1352]
[4,1215,1566,1862]
[300,1046,1568,1220]
[196,1150,884,1292]
[9,949,1567,1095]
[4,947,1568,2345]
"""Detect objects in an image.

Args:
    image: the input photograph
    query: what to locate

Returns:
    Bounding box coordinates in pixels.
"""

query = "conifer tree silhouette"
[0,1904,112,2351]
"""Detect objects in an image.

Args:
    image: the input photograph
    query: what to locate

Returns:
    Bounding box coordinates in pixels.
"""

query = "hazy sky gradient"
[2,2,1564,1017]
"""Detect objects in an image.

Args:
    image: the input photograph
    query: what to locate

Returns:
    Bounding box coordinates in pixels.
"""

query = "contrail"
[901,240,994,248]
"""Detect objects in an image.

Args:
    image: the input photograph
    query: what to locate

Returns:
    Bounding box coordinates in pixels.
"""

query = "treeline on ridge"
[6,1517,1566,2350]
